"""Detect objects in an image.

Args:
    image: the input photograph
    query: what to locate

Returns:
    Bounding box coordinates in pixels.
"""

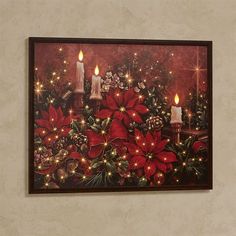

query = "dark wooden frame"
[28,37,213,194]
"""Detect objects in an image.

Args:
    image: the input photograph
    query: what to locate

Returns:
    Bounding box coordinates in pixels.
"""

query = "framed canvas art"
[29,38,212,193]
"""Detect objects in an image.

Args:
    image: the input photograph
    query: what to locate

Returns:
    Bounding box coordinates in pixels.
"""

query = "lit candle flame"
[78,50,83,61]
[94,65,99,76]
[174,94,179,105]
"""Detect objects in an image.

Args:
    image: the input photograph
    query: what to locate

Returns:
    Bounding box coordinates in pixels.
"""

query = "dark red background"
[35,43,207,106]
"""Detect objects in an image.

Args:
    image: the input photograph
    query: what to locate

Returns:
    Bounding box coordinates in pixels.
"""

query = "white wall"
[0,0,235,235]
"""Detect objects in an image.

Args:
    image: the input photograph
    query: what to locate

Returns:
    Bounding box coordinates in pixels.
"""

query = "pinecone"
[71,132,88,147]
[146,115,163,131]
[53,137,68,153]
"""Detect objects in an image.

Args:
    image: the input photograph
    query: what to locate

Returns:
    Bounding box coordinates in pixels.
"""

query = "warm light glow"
[94,65,99,75]
[174,94,179,105]
[78,50,83,61]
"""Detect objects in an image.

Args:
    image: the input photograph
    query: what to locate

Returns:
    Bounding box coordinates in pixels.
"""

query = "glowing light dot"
[104,142,108,146]
[72,170,75,174]
[60,176,64,179]
[45,183,49,186]
[68,82,71,86]
[139,95,143,99]
[50,80,53,84]
[176,179,179,183]
[123,155,126,159]
[59,48,63,51]
[134,163,138,167]
[174,168,177,172]
[56,76,60,80]
[63,60,67,64]
[136,136,140,140]
[167,139,170,142]
[135,150,139,153]
[55,160,59,163]
[142,143,146,146]
[164,157,167,161]
[125,73,129,78]
[108,172,112,176]
[116,93,120,97]
[55,135,59,139]
[35,67,38,71]
[120,107,125,112]
[101,130,105,134]
[128,79,132,83]
[38,165,42,169]
[151,143,154,146]
[132,113,136,117]
[38,147,42,151]
[82,176,86,179]
[85,105,89,109]
[96,118,100,122]
[64,69,67,72]
[61,129,64,132]
[147,166,151,170]
[169,71,172,74]
[52,72,56,76]
[118,162,121,166]
[157,181,161,184]
[143,79,146,83]
[81,120,85,124]
[199,158,202,162]
[48,138,51,141]
[88,167,92,170]
[182,162,186,166]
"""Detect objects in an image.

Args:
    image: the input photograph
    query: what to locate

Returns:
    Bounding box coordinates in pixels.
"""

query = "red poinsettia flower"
[86,119,128,158]
[35,105,72,147]
[125,129,177,179]
[96,88,149,126]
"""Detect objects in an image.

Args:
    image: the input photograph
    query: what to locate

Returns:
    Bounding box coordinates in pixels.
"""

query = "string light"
[182,162,186,166]
[134,163,138,167]
[81,158,85,162]
[59,48,63,51]
[56,76,60,80]
[85,105,89,109]
[120,107,125,112]
[35,67,38,71]
[45,183,49,186]
[81,119,85,125]
[101,130,105,134]
[104,142,108,146]
[108,172,112,176]
[63,69,67,73]
[82,175,86,179]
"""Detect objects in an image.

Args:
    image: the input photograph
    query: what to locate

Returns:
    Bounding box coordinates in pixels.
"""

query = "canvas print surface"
[30,39,212,192]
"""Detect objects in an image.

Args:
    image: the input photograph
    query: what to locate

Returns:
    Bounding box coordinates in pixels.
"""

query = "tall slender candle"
[90,65,102,100]
[170,94,182,124]
[75,50,85,93]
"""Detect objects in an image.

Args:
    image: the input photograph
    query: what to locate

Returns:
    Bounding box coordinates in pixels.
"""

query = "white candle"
[90,65,102,100]
[75,50,85,93]
[170,94,182,124]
